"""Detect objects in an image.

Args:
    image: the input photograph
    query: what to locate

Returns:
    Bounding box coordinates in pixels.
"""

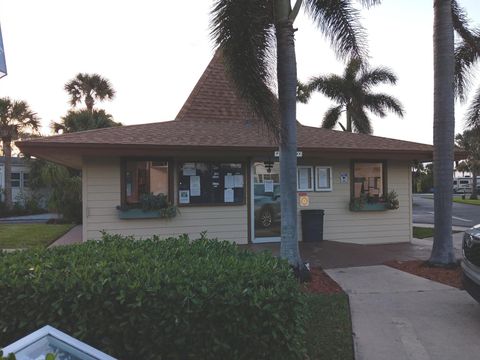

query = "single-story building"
[0,156,32,205]
[17,53,461,245]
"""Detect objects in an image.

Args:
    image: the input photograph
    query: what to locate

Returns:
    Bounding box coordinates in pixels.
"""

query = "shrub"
[0,235,306,359]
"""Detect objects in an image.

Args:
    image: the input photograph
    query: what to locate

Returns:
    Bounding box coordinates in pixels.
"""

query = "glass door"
[252,161,281,243]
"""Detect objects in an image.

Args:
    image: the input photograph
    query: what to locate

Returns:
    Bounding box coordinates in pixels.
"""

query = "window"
[22,173,29,188]
[353,162,385,199]
[297,166,314,191]
[315,167,332,191]
[123,160,170,204]
[178,162,245,205]
[11,173,20,188]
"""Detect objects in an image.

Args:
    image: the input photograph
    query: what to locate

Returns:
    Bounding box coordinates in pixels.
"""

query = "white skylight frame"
[2,325,117,360]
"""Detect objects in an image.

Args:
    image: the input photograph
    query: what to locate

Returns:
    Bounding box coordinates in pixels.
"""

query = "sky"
[0,0,480,145]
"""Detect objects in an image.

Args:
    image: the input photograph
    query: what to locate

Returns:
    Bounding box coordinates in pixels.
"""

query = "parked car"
[462,224,480,303]
[254,184,281,228]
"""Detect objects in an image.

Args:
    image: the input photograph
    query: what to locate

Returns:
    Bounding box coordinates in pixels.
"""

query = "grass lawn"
[0,224,74,249]
[452,198,480,206]
[413,226,435,239]
[304,293,353,360]
[413,226,463,239]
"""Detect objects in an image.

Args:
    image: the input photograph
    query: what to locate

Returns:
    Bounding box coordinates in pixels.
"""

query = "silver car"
[462,224,480,303]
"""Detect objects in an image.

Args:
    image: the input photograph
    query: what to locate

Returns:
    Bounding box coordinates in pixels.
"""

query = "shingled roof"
[18,51,451,165]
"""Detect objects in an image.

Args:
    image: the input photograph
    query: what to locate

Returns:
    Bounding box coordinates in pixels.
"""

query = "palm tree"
[210,0,380,269]
[0,97,39,208]
[64,73,115,113]
[51,109,121,134]
[430,0,456,266]
[429,0,480,266]
[455,160,469,176]
[299,58,404,134]
[456,129,480,199]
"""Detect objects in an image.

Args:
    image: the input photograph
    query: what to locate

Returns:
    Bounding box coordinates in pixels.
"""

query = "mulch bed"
[385,260,463,289]
[303,267,344,294]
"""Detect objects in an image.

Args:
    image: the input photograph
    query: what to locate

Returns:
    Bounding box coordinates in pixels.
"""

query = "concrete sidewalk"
[327,265,480,360]
[49,225,82,247]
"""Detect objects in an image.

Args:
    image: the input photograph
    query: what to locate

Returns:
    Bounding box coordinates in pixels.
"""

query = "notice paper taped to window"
[298,168,310,190]
[264,180,274,193]
[224,173,235,189]
[224,188,234,203]
[179,190,190,204]
[190,175,201,196]
[318,168,329,188]
[183,163,196,176]
[234,174,244,188]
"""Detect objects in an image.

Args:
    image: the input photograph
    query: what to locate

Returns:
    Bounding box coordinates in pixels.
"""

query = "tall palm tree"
[431,0,456,266]
[455,129,480,199]
[64,73,115,113]
[299,58,404,134]
[210,0,380,269]
[429,0,480,266]
[51,109,121,134]
[0,97,39,208]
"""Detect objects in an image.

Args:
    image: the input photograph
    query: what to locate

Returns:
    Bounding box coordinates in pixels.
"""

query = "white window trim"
[297,166,314,191]
[315,166,333,192]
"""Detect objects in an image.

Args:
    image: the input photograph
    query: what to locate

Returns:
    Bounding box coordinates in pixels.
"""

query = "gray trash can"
[301,209,324,242]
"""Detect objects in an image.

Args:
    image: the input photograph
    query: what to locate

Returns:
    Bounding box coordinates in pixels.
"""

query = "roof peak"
[175,50,252,122]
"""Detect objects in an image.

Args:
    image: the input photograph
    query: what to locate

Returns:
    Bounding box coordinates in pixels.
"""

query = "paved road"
[413,194,480,227]
[0,213,60,224]
[327,265,480,360]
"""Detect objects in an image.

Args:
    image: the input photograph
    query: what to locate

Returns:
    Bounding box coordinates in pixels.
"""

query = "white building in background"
[0,156,31,204]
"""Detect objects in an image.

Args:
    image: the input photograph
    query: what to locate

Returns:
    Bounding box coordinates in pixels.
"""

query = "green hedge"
[0,234,306,359]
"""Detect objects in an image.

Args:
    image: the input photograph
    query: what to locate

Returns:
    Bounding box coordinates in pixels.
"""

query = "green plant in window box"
[116,193,178,219]
[349,193,367,211]
[350,191,399,211]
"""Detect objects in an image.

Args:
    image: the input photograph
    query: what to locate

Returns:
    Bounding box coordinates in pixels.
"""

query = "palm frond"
[307,74,346,103]
[297,80,311,104]
[359,66,397,87]
[303,0,367,60]
[455,38,480,101]
[210,0,279,137]
[351,107,372,134]
[51,121,65,134]
[364,93,404,118]
[322,104,344,129]
[344,57,362,81]
[451,0,480,52]
[356,0,381,8]
[465,86,480,128]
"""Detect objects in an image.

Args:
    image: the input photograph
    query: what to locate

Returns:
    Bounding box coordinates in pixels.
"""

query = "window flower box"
[116,207,171,219]
[116,194,178,219]
[349,190,399,212]
[349,201,388,212]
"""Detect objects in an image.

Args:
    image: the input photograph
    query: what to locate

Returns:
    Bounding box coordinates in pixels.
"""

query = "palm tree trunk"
[471,167,478,200]
[430,0,456,265]
[85,94,94,113]
[275,12,302,268]
[3,138,12,209]
[346,106,352,132]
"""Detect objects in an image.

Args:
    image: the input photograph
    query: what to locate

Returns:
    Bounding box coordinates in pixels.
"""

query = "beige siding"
[296,160,412,244]
[83,157,412,246]
[83,158,248,244]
